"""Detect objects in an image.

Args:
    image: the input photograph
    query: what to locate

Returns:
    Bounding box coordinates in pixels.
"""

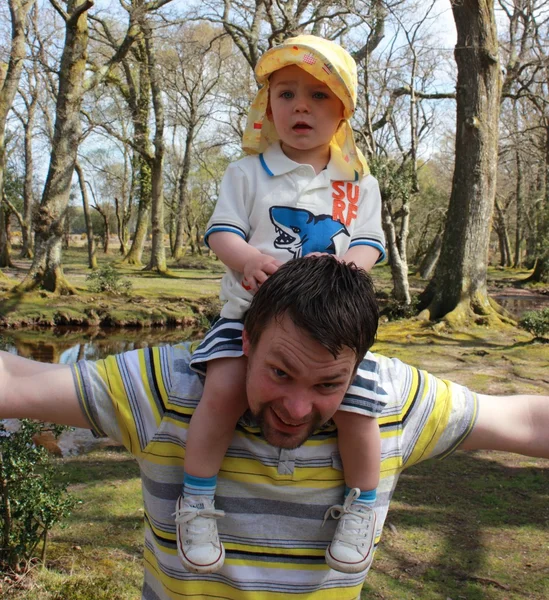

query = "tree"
[16,0,173,293]
[418,0,510,325]
[9,5,41,259]
[163,24,228,260]
[74,160,97,268]
[0,0,36,273]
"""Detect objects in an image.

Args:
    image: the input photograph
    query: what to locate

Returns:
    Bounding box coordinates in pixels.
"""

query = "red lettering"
[347,183,359,205]
[345,203,358,226]
[332,199,346,224]
[331,181,345,201]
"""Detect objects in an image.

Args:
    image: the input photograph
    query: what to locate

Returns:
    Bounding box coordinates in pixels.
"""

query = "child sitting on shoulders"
[175,34,387,576]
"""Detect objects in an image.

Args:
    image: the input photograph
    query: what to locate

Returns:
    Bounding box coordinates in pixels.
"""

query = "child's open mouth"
[293,123,312,130]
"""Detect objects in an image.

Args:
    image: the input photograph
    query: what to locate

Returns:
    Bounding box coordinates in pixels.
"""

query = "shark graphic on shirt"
[269,206,349,258]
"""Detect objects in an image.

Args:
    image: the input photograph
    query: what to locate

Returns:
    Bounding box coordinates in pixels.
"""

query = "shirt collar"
[259,142,358,181]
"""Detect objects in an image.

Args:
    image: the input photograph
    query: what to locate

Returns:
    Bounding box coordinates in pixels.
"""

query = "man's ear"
[242,329,250,356]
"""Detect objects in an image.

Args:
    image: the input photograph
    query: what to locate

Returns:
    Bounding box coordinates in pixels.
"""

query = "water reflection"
[0,327,199,456]
[494,294,549,319]
[0,327,196,363]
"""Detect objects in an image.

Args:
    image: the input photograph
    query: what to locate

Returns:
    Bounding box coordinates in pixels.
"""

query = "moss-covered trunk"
[17,0,92,294]
[143,28,167,273]
[122,38,152,267]
[418,0,508,326]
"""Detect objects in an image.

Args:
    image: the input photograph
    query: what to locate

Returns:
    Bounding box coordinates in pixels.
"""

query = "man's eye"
[273,368,287,378]
[317,382,340,391]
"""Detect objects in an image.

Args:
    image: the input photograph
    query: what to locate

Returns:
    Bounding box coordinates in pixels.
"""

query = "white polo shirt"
[206,142,386,319]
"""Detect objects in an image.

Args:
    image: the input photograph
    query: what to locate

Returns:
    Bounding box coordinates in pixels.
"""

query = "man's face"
[242,314,356,449]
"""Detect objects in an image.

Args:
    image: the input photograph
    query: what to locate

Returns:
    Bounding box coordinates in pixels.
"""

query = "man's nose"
[282,390,313,421]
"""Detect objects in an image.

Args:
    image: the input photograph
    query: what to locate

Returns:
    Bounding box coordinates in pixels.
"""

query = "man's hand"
[242,253,282,292]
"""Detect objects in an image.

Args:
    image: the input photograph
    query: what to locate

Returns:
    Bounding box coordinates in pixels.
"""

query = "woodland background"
[0,0,548,326]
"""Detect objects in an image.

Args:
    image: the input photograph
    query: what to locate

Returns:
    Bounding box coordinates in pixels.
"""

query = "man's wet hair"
[244,256,379,365]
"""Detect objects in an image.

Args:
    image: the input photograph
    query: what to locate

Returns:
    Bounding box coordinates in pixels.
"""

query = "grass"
[0,246,224,329]
[2,450,547,599]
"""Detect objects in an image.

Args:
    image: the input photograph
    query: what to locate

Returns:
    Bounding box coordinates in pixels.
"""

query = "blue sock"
[183,473,217,500]
[345,485,376,506]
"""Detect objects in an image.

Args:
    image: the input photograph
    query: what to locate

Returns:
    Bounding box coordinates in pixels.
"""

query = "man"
[0,256,547,600]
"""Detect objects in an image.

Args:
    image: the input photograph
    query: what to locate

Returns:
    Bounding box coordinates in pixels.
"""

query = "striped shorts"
[189,317,387,417]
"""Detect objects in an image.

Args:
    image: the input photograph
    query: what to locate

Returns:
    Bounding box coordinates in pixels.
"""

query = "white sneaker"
[173,495,226,573]
[323,488,377,573]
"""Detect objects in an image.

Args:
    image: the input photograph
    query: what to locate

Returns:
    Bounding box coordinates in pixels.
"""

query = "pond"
[492,289,549,319]
[0,326,193,363]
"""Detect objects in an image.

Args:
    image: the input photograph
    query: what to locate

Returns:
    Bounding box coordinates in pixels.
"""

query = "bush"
[381,296,419,321]
[0,421,76,572]
[519,307,549,338]
[86,264,133,295]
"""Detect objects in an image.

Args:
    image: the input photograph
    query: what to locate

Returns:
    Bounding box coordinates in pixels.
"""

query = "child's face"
[267,65,344,164]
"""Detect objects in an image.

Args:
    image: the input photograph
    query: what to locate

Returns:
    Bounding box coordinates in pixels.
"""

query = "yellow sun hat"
[242,34,369,179]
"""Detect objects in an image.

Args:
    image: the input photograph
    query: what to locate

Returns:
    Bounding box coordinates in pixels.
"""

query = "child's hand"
[243,254,282,292]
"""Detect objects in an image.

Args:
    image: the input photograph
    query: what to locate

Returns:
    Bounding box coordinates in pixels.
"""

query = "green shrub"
[519,307,549,338]
[86,264,133,295]
[381,296,419,321]
[0,421,76,571]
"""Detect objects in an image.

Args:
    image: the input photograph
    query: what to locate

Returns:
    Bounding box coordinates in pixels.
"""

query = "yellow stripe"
[406,372,452,466]
[148,347,168,424]
[144,546,363,599]
[97,356,135,451]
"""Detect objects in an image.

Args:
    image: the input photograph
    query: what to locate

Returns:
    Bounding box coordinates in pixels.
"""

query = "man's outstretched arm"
[0,351,90,428]
[460,394,549,458]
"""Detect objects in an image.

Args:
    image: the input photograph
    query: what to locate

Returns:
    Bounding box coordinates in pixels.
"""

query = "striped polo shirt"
[72,344,477,600]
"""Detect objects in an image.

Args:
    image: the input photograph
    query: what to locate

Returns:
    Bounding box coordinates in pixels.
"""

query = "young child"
[175,34,387,575]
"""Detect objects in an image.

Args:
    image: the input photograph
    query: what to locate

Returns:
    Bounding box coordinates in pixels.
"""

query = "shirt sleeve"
[204,162,253,247]
[375,354,478,469]
[348,174,386,262]
[70,345,200,456]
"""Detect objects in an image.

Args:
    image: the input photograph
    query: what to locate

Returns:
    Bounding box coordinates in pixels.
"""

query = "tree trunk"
[16,0,93,294]
[92,204,110,253]
[418,0,510,326]
[143,29,167,273]
[121,41,152,267]
[494,198,512,267]
[0,0,35,275]
[20,92,36,259]
[381,199,411,303]
[114,196,129,255]
[0,208,15,268]
[525,124,549,283]
[75,162,97,268]
[512,101,524,268]
[418,226,443,280]
[172,121,195,261]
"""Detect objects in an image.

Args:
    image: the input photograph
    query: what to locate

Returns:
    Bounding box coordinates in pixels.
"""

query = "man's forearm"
[460,394,549,458]
[0,351,89,428]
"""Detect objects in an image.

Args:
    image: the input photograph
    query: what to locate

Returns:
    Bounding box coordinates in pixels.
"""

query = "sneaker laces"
[323,488,374,548]
[173,500,225,546]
